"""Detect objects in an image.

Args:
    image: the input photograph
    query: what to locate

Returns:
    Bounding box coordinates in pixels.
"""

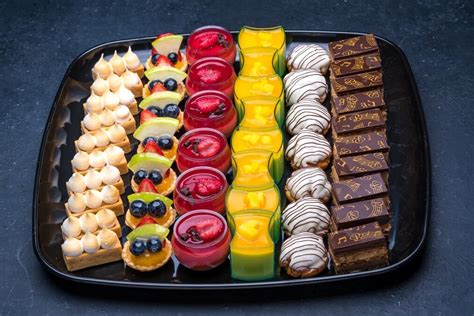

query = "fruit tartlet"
[86,86,139,116]
[66,165,124,195]
[75,124,131,154]
[61,209,121,239]
[139,91,184,128]
[128,152,176,196]
[92,48,144,79]
[71,146,128,175]
[65,185,124,217]
[122,222,173,272]
[126,192,176,229]
[133,117,179,160]
[142,66,187,98]
[81,104,136,135]
[146,33,188,72]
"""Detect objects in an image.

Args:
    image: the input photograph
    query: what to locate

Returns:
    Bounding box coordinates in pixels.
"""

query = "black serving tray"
[33,30,430,289]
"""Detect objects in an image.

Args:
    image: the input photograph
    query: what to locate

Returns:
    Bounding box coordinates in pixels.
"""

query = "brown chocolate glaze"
[329,34,379,60]
[328,222,385,254]
[332,173,388,204]
[331,53,382,77]
[332,88,385,115]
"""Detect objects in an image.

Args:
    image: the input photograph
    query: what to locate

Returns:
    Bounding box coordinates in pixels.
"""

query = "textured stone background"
[1,0,473,314]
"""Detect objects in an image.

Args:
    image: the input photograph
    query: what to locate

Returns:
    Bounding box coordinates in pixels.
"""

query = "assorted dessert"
[59,28,392,281]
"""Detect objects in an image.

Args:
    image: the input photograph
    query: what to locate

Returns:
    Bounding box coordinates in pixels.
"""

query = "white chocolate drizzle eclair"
[280,232,328,278]
[282,197,330,236]
[285,130,331,170]
[286,100,331,135]
[283,69,328,106]
[285,167,332,202]
[287,44,331,74]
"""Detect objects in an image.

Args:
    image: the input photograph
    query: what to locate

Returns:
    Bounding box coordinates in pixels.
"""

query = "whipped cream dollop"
[89,151,107,169]
[113,105,131,124]
[85,190,103,209]
[104,146,124,165]
[284,69,328,106]
[67,193,87,213]
[101,185,119,204]
[123,46,141,70]
[93,54,113,79]
[99,109,116,126]
[77,133,96,151]
[61,237,84,257]
[285,130,331,169]
[285,167,332,203]
[286,100,331,135]
[282,197,330,236]
[117,86,135,105]
[287,44,330,74]
[107,74,123,92]
[61,216,82,238]
[85,93,104,114]
[94,129,110,147]
[83,113,102,131]
[122,69,141,89]
[91,77,109,96]
[107,124,126,143]
[100,165,120,185]
[84,170,102,189]
[102,90,120,109]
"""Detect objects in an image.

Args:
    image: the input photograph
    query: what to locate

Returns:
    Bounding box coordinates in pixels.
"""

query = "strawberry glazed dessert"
[184,90,237,138]
[176,128,231,173]
[174,166,228,215]
[171,210,231,271]
[185,57,236,98]
[185,26,236,65]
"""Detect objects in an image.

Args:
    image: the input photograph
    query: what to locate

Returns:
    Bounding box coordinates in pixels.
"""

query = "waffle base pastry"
[131,169,177,196]
[63,242,122,272]
[125,207,176,229]
[122,239,172,272]
[65,199,124,217]
[74,136,131,154]
[81,115,137,135]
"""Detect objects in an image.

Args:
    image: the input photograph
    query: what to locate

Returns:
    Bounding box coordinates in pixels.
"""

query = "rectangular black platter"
[33,31,430,289]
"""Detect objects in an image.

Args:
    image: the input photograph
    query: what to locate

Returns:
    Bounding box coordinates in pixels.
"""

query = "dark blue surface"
[1,0,473,314]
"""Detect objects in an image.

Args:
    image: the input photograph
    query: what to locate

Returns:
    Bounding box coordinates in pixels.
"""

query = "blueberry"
[164,79,178,91]
[148,170,163,185]
[148,199,166,217]
[163,104,180,118]
[167,52,178,64]
[146,237,163,253]
[147,106,163,117]
[151,54,160,65]
[133,169,148,184]
[130,200,147,218]
[143,136,158,146]
[130,239,146,256]
[158,136,174,150]
[148,80,162,92]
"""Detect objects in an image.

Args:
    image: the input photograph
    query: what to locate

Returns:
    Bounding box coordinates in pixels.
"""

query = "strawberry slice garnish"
[177,51,183,62]
[194,32,219,49]
[196,178,223,196]
[154,55,173,67]
[192,138,220,158]
[137,216,157,227]
[156,32,174,40]
[140,109,157,124]
[195,97,221,114]
[195,218,224,242]
[138,179,158,193]
[143,142,164,156]
[151,82,167,94]
[196,66,222,84]
[151,47,157,55]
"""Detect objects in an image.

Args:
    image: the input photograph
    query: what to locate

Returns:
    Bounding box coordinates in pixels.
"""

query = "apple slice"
[145,66,187,83]
[139,91,183,110]
[133,117,179,141]
[127,224,169,242]
[128,153,172,175]
[127,192,173,208]
[152,35,183,56]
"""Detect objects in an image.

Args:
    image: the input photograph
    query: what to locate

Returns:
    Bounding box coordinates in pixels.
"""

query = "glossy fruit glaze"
[186,26,236,65]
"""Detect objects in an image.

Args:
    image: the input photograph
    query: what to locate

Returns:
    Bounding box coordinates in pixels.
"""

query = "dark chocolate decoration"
[332,71,384,95]
[331,198,389,230]
[328,222,385,254]
[333,153,388,178]
[334,131,389,157]
[331,53,382,77]
[329,34,379,60]
[332,173,387,204]
[332,89,385,115]
[332,109,385,135]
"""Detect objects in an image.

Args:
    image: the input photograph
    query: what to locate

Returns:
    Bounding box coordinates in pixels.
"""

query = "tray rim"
[32,29,431,290]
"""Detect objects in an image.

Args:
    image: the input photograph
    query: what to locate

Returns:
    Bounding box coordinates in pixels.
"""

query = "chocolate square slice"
[330,53,382,78]
[330,198,391,234]
[333,131,389,159]
[331,71,383,96]
[331,89,385,116]
[331,153,389,183]
[329,34,379,60]
[328,222,389,274]
[332,173,388,205]
[332,109,386,138]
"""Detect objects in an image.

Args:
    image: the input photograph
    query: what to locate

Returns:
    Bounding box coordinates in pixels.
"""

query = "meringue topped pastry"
[285,130,332,169]
[61,209,119,238]
[287,44,330,74]
[284,69,328,105]
[286,100,331,135]
[285,167,332,203]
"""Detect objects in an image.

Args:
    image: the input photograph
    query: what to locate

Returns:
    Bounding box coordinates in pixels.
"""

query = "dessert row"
[59,27,392,280]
